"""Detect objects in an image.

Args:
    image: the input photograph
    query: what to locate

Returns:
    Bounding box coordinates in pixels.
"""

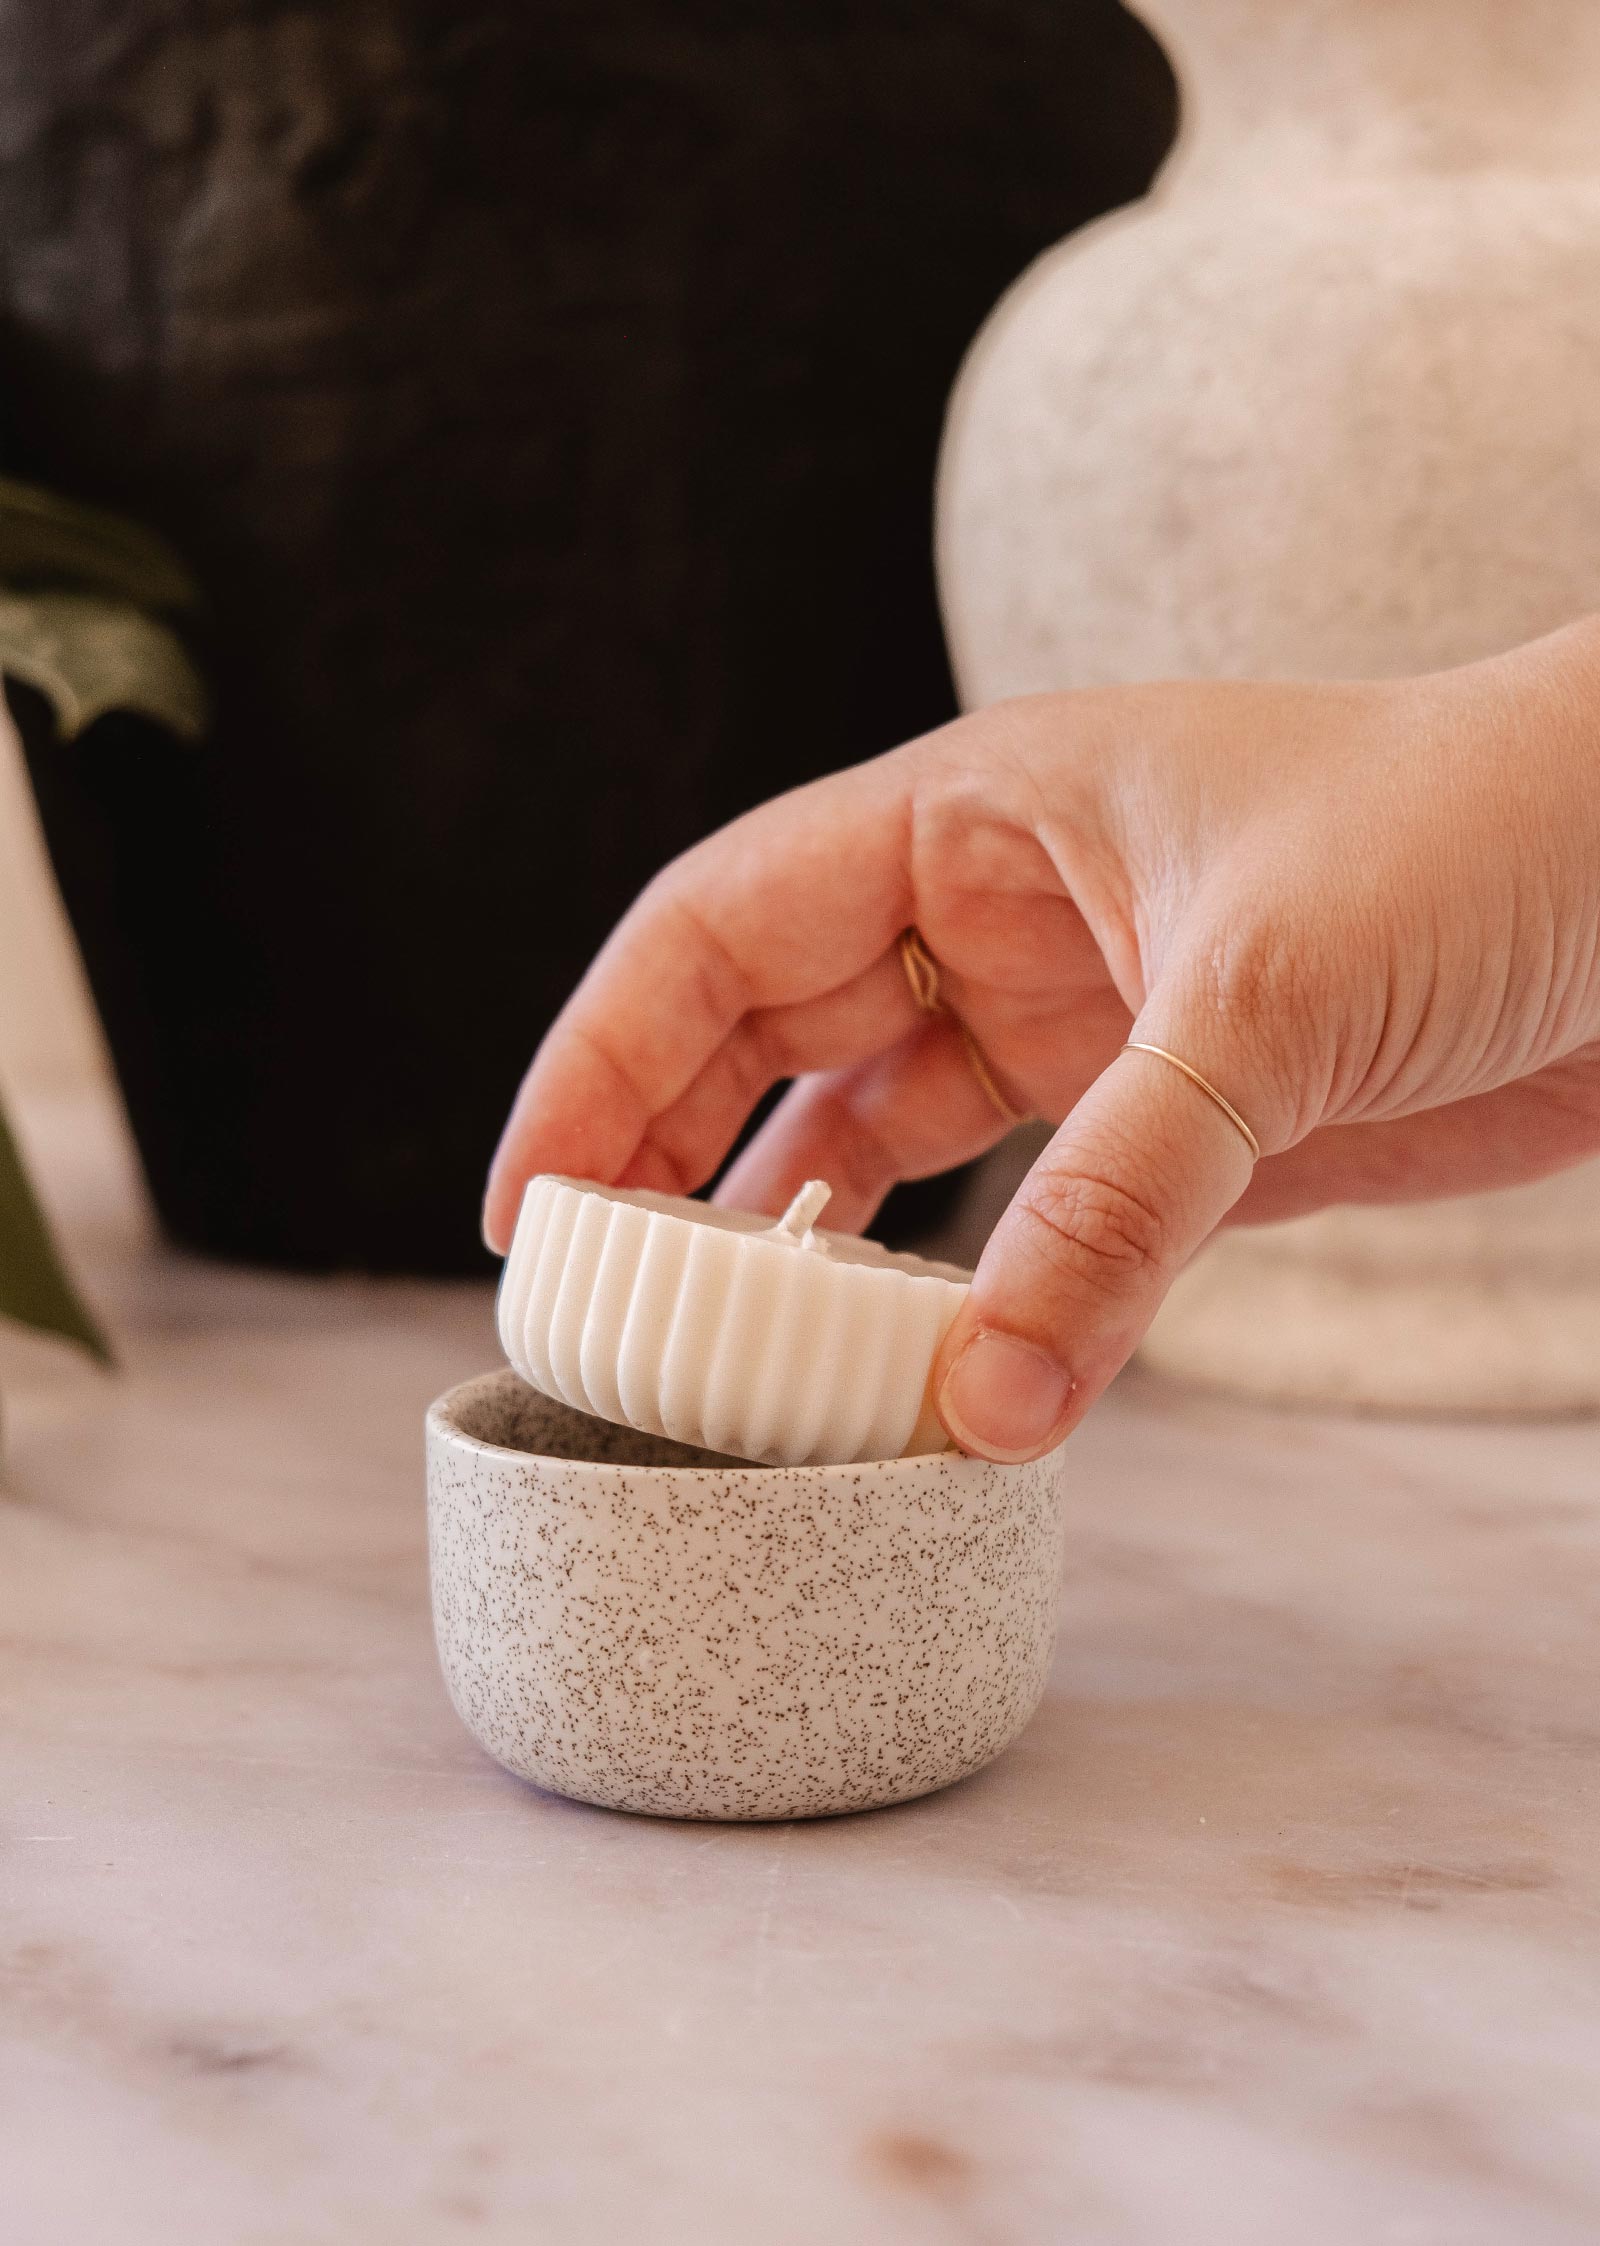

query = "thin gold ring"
[1122,1041,1260,1163]
[899,928,1026,1129]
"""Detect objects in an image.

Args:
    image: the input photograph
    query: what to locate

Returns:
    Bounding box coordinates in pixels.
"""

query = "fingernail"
[938,1329,1074,1462]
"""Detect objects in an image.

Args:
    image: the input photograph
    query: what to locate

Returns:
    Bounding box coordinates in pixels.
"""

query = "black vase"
[0,2,1175,1272]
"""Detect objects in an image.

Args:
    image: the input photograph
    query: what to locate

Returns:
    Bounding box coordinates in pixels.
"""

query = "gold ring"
[1121,1041,1260,1162]
[899,928,1025,1129]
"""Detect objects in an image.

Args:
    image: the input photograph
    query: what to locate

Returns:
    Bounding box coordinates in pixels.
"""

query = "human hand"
[484,619,1600,1458]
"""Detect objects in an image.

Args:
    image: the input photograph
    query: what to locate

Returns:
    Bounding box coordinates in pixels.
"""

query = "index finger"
[482,750,916,1250]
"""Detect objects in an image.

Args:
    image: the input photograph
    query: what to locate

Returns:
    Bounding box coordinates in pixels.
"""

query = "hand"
[484,619,1600,1458]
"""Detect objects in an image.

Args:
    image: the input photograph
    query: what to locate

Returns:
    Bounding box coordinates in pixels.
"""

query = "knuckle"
[666,890,751,1020]
[908,699,1061,836]
[1192,914,1325,1138]
[1015,1165,1171,1301]
[1202,917,1310,1040]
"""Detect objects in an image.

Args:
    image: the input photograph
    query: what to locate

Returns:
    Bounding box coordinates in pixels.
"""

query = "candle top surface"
[535,1176,973,1285]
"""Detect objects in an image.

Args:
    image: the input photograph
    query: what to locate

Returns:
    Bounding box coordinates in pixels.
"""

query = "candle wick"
[773,1179,832,1244]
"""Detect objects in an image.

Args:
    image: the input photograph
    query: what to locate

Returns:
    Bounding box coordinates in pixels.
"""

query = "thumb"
[934,1026,1266,1460]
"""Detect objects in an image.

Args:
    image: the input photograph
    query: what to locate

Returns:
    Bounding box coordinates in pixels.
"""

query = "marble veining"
[4,1089,1600,2244]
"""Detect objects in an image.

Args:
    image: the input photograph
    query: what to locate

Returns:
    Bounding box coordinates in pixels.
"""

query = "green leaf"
[0,589,208,742]
[0,475,199,616]
[0,1095,111,1363]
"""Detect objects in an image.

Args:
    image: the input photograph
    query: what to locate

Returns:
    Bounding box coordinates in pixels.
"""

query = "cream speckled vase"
[426,1371,1068,1820]
[937,0,1600,1412]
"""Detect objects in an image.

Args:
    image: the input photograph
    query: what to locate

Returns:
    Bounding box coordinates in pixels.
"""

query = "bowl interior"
[440,1369,752,1470]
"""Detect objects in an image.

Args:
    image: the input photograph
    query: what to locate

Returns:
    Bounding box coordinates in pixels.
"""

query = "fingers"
[483,755,915,1249]
[611,947,933,1199]
[1228,1062,1600,1223]
[715,1019,1021,1233]
[934,1027,1266,1460]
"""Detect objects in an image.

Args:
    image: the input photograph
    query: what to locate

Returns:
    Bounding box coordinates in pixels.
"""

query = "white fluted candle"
[496,1176,972,1467]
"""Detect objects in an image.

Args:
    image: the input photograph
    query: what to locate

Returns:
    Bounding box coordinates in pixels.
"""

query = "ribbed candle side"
[496,1177,972,1466]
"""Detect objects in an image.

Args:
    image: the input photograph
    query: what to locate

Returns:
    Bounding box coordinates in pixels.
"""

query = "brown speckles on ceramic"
[426,1369,1068,1821]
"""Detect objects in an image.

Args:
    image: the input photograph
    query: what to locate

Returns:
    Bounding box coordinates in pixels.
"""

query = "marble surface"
[4,1089,1600,2245]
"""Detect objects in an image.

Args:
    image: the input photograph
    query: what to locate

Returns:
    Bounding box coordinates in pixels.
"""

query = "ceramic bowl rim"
[427,1368,1035,1486]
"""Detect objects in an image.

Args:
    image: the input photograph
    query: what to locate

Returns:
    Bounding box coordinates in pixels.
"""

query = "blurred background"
[11,21,1600,2239]
[0,0,1174,1278]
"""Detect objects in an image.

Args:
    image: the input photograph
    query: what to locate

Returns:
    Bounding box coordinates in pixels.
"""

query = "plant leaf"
[0,1095,111,1363]
[0,589,208,742]
[0,475,200,615]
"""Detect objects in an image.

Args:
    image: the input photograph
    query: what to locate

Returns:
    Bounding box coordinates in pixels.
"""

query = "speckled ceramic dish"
[426,1369,1069,1821]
